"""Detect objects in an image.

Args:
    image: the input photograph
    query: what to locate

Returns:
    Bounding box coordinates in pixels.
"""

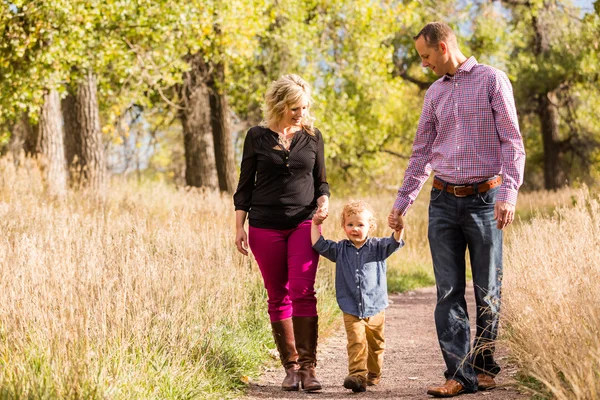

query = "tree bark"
[21,113,40,157]
[38,89,67,197]
[63,72,106,189]
[8,113,35,159]
[61,91,78,169]
[179,52,218,189]
[539,91,566,189]
[207,61,236,193]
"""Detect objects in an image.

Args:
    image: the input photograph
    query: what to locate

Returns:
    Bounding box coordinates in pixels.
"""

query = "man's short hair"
[413,21,457,48]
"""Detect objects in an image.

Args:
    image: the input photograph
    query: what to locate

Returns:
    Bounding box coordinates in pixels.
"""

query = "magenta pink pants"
[249,220,320,322]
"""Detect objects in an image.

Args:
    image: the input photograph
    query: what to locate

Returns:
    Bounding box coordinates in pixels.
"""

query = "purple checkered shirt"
[393,57,526,214]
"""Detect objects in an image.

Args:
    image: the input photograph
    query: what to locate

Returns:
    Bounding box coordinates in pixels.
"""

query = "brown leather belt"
[433,176,502,197]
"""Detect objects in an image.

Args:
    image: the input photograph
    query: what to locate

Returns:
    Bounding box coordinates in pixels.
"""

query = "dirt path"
[244,285,529,399]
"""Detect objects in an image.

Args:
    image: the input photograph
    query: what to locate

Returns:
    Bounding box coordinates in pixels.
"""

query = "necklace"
[278,133,294,150]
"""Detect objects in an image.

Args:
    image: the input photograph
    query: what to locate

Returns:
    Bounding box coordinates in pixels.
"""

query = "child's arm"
[311,208,329,245]
[393,227,405,243]
[311,218,322,246]
[311,211,340,262]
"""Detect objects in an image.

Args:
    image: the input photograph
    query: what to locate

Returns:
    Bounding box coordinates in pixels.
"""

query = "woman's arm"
[312,128,330,207]
[235,210,249,256]
[233,130,257,212]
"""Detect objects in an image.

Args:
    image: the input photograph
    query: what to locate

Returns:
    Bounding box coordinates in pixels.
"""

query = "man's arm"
[389,91,437,230]
[490,71,526,229]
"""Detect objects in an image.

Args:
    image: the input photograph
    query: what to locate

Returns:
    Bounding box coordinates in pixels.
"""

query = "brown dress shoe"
[426,379,465,397]
[477,374,497,390]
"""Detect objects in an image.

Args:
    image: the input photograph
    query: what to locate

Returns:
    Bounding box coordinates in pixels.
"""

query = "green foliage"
[387,266,435,294]
[2,0,600,189]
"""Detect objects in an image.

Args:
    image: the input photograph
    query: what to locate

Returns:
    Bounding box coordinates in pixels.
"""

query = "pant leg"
[464,187,503,376]
[248,226,292,322]
[428,188,478,391]
[365,311,385,378]
[287,220,320,317]
[343,313,368,379]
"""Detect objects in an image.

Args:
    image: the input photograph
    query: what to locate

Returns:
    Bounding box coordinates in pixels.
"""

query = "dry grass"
[503,187,600,399]
[2,155,597,399]
[0,157,340,399]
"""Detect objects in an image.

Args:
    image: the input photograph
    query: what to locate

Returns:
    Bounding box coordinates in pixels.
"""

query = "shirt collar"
[344,237,370,250]
[442,56,478,81]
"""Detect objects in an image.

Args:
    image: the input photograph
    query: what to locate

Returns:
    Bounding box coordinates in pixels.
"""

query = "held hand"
[312,209,329,225]
[494,201,515,230]
[388,208,404,231]
[316,196,329,217]
[393,226,405,242]
[235,227,249,256]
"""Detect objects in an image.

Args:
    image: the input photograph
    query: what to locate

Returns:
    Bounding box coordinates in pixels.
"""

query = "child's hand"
[394,226,405,242]
[312,209,328,225]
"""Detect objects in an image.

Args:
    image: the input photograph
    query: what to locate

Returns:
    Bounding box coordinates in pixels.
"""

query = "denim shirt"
[313,234,404,318]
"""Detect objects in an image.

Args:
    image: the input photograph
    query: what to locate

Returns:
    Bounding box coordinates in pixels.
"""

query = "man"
[388,22,525,397]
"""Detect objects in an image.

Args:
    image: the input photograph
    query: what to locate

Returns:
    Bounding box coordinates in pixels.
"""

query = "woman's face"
[280,97,309,129]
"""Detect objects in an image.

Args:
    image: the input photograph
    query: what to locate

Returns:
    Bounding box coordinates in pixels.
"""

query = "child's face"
[343,210,372,247]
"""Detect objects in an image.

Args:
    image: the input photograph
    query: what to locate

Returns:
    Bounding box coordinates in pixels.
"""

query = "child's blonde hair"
[340,200,377,232]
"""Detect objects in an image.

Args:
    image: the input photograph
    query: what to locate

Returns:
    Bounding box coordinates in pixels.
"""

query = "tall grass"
[0,158,339,399]
[503,188,600,399]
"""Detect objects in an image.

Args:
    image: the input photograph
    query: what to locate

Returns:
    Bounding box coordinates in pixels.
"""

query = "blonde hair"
[341,200,377,232]
[260,74,315,135]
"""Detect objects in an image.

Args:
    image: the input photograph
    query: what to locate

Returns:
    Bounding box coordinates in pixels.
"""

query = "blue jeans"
[428,182,503,392]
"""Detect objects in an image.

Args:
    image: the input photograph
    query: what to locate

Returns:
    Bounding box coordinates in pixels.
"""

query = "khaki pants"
[343,311,385,380]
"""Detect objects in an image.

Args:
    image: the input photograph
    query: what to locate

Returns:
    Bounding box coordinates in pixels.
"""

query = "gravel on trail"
[244,285,530,400]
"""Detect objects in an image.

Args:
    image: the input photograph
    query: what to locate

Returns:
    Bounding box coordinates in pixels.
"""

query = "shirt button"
[455,83,458,87]
[286,164,289,167]
[457,146,460,149]
[456,167,460,171]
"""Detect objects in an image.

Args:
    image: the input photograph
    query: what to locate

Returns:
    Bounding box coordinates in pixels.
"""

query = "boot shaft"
[271,318,298,367]
[292,316,318,366]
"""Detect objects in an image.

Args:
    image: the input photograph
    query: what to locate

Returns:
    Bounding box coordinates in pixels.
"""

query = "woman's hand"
[316,195,329,217]
[235,227,249,256]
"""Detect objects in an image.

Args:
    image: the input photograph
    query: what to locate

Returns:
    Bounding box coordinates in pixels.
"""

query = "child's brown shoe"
[367,373,380,386]
[343,375,367,392]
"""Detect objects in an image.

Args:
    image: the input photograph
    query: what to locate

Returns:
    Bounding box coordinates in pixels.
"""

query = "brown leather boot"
[292,316,322,391]
[271,318,300,391]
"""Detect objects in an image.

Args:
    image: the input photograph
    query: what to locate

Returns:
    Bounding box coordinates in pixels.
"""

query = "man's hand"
[494,201,515,230]
[388,208,404,231]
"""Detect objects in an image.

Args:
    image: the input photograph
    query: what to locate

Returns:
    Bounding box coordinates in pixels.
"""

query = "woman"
[234,74,329,392]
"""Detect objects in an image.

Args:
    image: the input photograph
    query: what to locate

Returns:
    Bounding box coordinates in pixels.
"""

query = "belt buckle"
[453,185,467,197]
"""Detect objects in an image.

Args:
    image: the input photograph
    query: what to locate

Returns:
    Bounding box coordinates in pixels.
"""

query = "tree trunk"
[62,91,78,169]
[38,89,67,197]
[179,52,218,189]
[539,91,566,189]
[9,114,35,160]
[208,61,236,193]
[63,72,106,189]
[21,113,40,157]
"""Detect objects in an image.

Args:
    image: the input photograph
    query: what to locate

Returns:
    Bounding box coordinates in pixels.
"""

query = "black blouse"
[233,126,330,229]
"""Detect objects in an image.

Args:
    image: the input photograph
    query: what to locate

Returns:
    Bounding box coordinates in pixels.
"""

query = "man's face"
[415,36,448,76]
